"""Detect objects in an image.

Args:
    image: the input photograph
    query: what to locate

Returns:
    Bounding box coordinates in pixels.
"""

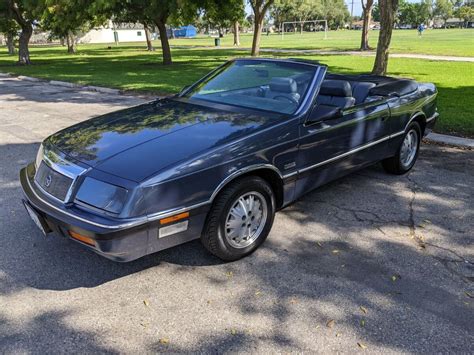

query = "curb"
[85,85,120,95]
[50,80,76,88]
[425,133,474,149]
[0,71,122,95]
[17,75,41,82]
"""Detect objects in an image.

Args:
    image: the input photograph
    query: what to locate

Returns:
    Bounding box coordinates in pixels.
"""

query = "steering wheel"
[273,95,298,105]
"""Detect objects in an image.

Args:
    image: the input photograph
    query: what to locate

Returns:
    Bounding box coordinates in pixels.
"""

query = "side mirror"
[306,105,342,125]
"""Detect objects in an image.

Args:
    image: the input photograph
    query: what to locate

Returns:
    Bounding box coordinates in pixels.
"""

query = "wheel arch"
[210,165,285,209]
[407,112,426,136]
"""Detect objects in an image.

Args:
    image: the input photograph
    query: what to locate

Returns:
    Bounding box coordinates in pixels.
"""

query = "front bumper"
[20,163,208,262]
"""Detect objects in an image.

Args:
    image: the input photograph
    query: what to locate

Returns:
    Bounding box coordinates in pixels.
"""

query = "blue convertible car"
[20,58,438,261]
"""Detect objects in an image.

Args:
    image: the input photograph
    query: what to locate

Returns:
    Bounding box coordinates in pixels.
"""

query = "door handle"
[306,122,330,134]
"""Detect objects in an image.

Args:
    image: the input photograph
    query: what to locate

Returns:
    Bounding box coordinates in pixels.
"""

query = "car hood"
[46,99,278,182]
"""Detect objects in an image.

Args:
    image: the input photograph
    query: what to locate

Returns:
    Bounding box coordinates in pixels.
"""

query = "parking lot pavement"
[1,77,473,353]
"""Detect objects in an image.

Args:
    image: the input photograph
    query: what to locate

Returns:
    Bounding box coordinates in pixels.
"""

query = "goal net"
[280,20,328,40]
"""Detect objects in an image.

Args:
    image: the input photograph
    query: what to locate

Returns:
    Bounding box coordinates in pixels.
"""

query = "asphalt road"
[0,76,473,353]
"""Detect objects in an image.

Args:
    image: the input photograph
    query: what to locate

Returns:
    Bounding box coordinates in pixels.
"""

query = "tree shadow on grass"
[0,49,245,97]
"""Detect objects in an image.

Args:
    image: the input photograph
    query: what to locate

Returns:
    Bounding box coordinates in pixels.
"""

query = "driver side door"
[294,99,391,197]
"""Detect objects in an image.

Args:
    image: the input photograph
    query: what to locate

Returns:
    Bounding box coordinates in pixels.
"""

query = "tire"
[382,122,421,175]
[201,176,276,261]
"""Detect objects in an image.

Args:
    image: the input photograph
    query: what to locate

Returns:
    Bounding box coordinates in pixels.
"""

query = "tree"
[372,3,380,22]
[270,0,293,32]
[456,4,474,27]
[397,0,431,27]
[249,0,274,56]
[320,0,350,29]
[292,0,318,33]
[39,0,108,54]
[113,0,201,65]
[143,22,154,51]
[372,0,399,75]
[271,0,348,32]
[434,0,453,27]
[4,0,38,65]
[360,0,374,50]
[0,8,19,55]
[202,0,245,46]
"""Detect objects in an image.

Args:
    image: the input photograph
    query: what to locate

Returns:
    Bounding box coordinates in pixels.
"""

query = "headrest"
[319,80,352,97]
[269,77,297,93]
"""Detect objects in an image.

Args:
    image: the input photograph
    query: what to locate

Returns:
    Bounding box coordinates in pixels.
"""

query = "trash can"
[214,38,220,47]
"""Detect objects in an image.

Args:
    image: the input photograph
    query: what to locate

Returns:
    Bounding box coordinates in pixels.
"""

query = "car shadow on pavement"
[0,142,473,352]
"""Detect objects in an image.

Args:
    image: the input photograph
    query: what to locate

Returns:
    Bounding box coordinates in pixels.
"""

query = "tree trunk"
[360,0,374,50]
[233,21,240,46]
[251,13,264,56]
[250,0,273,56]
[6,33,15,55]
[17,24,32,65]
[9,0,33,64]
[144,23,154,51]
[372,0,399,75]
[66,31,77,54]
[155,19,172,65]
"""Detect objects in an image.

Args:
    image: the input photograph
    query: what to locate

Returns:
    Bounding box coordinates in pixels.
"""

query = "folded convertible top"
[368,79,418,97]
[325,73,419,97]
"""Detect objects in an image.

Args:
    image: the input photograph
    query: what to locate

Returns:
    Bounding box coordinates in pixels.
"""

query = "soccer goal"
[280,20,328,40]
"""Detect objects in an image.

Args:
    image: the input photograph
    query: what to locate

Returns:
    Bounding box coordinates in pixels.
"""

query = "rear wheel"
[201,176,275,261]
[382,122,421,175]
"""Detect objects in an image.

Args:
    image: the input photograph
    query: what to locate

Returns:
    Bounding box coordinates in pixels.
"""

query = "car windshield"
[183,60,318,114]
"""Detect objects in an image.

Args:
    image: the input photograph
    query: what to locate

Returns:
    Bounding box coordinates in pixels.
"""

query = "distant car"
[20,58,438,262]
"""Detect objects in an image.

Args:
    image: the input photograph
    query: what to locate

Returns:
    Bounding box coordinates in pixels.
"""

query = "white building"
[79,21,151,44]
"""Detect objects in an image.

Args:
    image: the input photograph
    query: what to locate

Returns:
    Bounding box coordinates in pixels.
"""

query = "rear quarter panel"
[386,84,437,152]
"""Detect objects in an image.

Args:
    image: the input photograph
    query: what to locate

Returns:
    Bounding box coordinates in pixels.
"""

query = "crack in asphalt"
[309,199,407,226]
[406,174,422,247]
[405,173,474,284]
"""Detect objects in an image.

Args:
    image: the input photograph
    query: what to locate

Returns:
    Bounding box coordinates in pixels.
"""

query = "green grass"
[168,29,474,57]
[0,44,472,137]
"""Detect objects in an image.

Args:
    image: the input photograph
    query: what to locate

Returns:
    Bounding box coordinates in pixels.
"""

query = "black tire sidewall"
[215,178,275,259]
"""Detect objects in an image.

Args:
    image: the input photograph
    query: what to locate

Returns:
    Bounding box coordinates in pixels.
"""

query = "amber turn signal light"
[159,212,189,225]
[69,231,96,246]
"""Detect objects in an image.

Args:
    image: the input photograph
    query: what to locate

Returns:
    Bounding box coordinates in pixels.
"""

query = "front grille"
[35,161,73,201]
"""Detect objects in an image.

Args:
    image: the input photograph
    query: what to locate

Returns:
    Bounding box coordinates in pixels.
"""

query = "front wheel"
[382,122,421,175]
[201,176,275,261]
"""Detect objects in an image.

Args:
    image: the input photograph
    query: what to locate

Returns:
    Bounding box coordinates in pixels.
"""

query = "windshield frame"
[178,58,324,116]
